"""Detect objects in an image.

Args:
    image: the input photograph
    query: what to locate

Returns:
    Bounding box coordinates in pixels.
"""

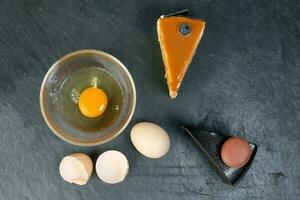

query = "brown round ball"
[221,137,252,168]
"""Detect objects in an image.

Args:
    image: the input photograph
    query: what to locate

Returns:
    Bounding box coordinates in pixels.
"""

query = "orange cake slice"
[157,14,205,98]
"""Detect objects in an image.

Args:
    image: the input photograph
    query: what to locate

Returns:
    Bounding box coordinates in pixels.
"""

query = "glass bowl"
[40,49,136,146]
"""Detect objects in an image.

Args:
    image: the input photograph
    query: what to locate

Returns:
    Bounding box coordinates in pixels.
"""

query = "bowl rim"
[40,49,136,146]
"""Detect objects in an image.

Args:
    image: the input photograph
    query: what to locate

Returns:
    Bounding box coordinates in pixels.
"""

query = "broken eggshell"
[96,150,129,184]
[59,153,93,185]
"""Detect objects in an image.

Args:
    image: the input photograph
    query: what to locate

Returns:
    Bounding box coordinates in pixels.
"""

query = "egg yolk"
[78,87,108,118]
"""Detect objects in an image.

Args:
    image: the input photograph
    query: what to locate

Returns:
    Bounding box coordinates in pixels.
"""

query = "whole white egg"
[130,122,170,159]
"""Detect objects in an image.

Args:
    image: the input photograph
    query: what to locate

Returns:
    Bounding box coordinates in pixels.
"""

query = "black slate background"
[0,0,299,199]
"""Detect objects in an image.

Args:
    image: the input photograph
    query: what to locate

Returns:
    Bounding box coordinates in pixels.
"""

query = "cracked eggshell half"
[96,150,129,184]
[59,153,93,185]
[131,122,170,159]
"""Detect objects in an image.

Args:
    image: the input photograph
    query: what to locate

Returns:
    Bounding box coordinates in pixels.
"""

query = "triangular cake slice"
[157,13,205,98]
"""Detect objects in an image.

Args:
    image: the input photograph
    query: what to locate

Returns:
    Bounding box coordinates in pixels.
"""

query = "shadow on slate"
[183,126,258,186]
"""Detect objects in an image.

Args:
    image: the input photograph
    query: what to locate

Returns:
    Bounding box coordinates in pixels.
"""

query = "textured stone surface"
[0,0,299,199]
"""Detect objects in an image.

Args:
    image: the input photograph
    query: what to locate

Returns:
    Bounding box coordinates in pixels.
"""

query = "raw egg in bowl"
[40,49,136,146]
